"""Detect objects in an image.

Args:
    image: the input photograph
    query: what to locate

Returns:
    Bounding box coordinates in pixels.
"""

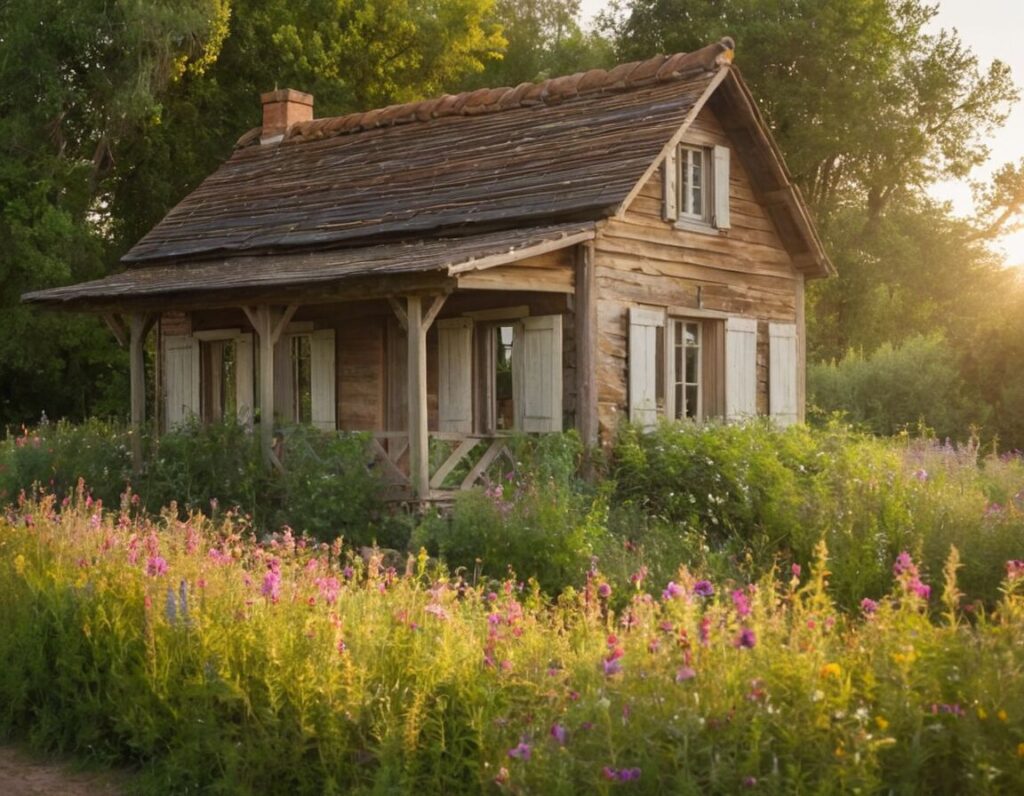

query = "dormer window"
[663,143,731,231]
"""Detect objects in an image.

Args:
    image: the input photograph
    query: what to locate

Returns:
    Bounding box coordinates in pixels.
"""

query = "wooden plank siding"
[594,104,800,440]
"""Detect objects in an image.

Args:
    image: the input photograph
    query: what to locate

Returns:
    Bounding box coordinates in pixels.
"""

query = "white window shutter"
[769,322,799,426]
[713,145,731,230]
[273,336,293,423]
[437,318,474,433]
[724,317,757,421]
[517,314,563,432]
[628,306,664,430]
[164,335,200,427]
[234,333,254,426]
[662,147,678,221]
[310,329,336,431]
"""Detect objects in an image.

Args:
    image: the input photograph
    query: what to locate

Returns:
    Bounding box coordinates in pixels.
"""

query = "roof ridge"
[235,37,735,150]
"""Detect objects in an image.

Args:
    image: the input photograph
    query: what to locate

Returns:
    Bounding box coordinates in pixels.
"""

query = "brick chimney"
[260,89,314,145]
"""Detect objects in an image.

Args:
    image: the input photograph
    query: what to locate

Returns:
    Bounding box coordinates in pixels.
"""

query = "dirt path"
[0,746,126,795]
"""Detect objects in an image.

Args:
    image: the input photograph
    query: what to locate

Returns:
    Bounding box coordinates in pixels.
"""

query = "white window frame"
[666,317,703,421]
[678,145,709,222]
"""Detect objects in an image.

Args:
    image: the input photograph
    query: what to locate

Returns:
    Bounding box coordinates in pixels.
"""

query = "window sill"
[673,218,728,236]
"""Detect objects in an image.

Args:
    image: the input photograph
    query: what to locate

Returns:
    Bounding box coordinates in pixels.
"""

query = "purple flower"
[598,583,612,599]
[342,566,354,580]
[662,581,684,600]
[893,551,915,577]
[913,468,928,482]
[860,598,878,615]
[693,580,715,598]
[146,555,168,577]
[731,589,751,617]
[602,767,641,782]
[261,569,281,602]
[675,665,697,682]
[603,658,623,676]
[734,628,757,649]
[743,775,758,788]
[507,741,532,761]
[550,723,567,745]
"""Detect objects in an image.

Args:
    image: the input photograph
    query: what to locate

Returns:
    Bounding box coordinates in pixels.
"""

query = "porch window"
[200,339,238,423]
[290,334,313,424]
[669,319,702,420]
[494,324,515,430]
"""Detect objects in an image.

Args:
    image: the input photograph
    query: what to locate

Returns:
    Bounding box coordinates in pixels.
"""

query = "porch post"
[244,303,298,469]
[575,242,598,448]
[128,312,154,475]
[406,295,429,500]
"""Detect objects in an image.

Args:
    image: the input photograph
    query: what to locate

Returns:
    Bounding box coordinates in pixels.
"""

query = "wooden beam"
[445,229,596,275]
[421,293,448,330]
[387,296,408,331]
[406,295,430,500]
[128,312,154,475]
[103,313,128,348]
[574,242,598,449]
[270,303,299,345]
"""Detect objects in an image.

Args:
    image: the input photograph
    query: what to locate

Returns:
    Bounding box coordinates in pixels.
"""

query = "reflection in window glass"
[495,325,515,430]
[672,320,701,420]
[291,334,312,424]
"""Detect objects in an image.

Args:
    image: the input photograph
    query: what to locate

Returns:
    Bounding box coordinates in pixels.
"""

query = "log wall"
[594,104,801,440]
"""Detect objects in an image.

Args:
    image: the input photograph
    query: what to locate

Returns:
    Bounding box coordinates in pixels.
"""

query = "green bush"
[808,334,981,438]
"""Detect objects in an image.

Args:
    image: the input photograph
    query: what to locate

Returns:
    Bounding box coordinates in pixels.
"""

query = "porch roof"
[21,222,595,310]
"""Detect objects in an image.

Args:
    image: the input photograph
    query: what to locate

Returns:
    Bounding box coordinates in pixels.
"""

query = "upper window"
[664,144,731,231]
[678,146,709,221]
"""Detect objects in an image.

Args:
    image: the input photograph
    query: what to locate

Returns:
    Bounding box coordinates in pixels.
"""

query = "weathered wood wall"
[594,104,801,440]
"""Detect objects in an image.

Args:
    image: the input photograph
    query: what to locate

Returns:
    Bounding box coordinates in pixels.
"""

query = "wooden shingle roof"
[122,39,736,266]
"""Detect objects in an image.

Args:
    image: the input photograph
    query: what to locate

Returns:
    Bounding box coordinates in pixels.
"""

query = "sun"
[1000,229,1024,269]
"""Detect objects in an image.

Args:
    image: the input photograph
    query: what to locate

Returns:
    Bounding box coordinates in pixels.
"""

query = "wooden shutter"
[273,336,293,423]
[769,322,799,426]
[724,317,757,421]
[628,306,664,430]
[235,333,254,426]
[517,315,563,432]
[164,335,199,427]
[437,318,473,433]
[662,147,678,221]
[713,145,731,230]
[310,329,336,431]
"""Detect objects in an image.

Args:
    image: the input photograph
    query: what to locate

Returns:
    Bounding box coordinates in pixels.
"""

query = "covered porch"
[25,224,599,502]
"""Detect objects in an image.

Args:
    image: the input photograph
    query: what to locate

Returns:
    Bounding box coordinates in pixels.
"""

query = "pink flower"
[731,589,751,617]
[507,741,531,760]
[550,723,567,745]
[791,563,801,579]
[676,666,697,682]
[146,556,168,577]
[1006,560,1024,581]
[662,581,683,600]
[598,583,612,599]
[860,598,878,615]
[261,570,281,602]
[316,577,341,605]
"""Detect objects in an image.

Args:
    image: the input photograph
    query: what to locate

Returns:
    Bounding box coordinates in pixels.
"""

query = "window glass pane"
[292,335,312,424]
[675,383,684,420]
[685,346,698,383]
[222,341,237,419]
[495,325,514,430]
[684,322,699,347]
[685,385,699,418]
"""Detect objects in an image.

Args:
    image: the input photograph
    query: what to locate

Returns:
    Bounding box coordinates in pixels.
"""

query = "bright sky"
[579,0,1024,268]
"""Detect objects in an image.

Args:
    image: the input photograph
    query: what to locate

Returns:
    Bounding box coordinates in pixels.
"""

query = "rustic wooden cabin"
[23,37,833,501]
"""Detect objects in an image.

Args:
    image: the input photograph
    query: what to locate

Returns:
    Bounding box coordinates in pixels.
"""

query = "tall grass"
[1,492,1024,793]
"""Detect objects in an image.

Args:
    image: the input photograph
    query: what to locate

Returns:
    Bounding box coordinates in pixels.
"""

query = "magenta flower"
[507,741,532,761]
[602,767,641,782]
[261,570,281,602]
[603,658,623,676]
[893,551,915,577]
[1006,560,1024,581]
[693,580,715,598]
[342,566,354,580]
[598,583,612,599]
[675,665,697,682]
[662,581,683,600]
[316,577,341,605]
[146,555,168,577]
[731,589,751,617]
[791,563,801,579]
[743,775,758,788]
[860,597,878,615]
[734,628,757,649]
[550,723,567,745]
[909,578,931,600]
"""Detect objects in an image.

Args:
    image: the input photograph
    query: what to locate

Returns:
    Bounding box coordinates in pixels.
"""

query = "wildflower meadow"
[2,480,1024,793]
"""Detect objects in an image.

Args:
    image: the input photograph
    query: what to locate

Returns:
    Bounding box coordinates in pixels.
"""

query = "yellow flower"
[875,716,889,731]
[977,707,988,721]
[820,662,842,679]
[998,709,1008,723]
[13,554,25,575]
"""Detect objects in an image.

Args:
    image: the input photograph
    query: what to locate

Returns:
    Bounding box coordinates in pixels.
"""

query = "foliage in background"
[2,498,1024,792]
[0,421,387,547]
